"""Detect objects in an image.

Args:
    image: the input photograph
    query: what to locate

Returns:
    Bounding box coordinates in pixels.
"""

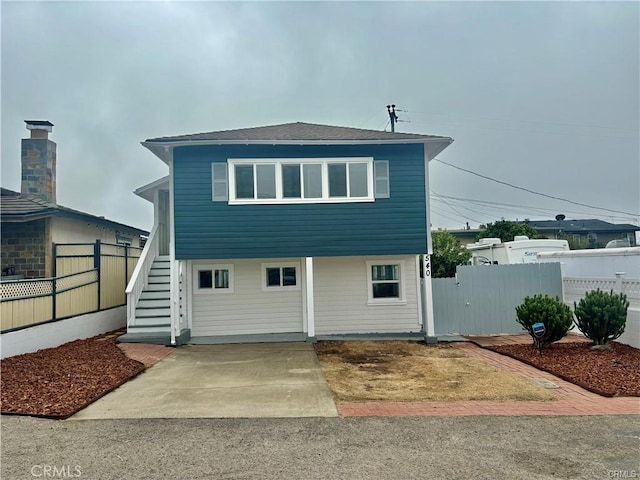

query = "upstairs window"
[224,158,379,204]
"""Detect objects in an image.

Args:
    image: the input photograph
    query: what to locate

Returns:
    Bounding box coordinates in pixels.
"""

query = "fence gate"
[432,263,563,335]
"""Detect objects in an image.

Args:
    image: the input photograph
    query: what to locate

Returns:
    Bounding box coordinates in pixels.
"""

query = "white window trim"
[193,263,235,294]
[366,259,407,305]
[261,262,301,292]
[228,158,374,205]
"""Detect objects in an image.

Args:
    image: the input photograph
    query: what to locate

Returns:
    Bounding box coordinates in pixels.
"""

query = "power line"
[431,191,484,224]
[433,193,639,222]
[409,120,636,140]
[357,109,385,128]
[406,110,639,133]
[433,158,640,218]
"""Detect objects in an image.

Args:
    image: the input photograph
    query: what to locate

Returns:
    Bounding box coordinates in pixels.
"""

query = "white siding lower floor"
[189,255,423,339]
[191,258,303,337]
[314,256,421,335]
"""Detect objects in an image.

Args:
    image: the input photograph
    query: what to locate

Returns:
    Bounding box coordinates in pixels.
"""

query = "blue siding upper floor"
[173,143,428,259]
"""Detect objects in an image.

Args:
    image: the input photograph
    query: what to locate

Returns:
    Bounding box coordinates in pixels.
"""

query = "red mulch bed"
[0,329,144,419]
[487,342,640,397]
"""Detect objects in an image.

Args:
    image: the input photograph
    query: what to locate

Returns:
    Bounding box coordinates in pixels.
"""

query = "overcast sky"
[2,1,638,232]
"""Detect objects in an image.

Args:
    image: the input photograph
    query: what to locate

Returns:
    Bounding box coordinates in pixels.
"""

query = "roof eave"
[1,209,148,235]
[142,137,454,163]
[134,176,170,203]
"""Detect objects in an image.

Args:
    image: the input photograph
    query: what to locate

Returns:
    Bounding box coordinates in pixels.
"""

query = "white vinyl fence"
[563,274,640,348]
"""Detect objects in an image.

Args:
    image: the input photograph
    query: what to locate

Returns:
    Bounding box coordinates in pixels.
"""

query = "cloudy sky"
[2,1,638,232]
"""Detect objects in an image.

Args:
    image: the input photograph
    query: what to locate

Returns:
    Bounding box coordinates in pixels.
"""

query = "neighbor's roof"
[24,120,54,127]
[145,121,451,143]
[0,188,148,235]
[522,219,640,233]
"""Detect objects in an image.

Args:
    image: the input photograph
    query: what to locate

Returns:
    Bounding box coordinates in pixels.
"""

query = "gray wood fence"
[431,263,563,335]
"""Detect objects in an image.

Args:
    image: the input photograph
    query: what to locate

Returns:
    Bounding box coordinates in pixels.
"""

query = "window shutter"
[211,163,228,201]
[374,160,390,198]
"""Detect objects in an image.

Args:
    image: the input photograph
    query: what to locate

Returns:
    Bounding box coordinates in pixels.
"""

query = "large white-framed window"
[193,263,234,294]
[227,158,375,205]
[366,260,406,305]
[261,262,301,292]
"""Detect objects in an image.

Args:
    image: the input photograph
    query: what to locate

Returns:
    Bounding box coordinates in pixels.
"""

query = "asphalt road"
[2,415,639,480]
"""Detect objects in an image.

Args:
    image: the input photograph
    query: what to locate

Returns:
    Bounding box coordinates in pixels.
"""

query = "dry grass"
[315,340,556,403]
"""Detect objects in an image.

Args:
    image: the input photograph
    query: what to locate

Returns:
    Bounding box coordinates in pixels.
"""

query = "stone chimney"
[21,120,56,203]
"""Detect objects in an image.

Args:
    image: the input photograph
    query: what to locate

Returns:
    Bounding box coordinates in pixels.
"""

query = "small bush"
[515,294,574,350]
[574,289,629,345]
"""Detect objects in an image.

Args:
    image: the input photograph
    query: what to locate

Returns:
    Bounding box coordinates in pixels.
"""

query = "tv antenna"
[386,104,398,132]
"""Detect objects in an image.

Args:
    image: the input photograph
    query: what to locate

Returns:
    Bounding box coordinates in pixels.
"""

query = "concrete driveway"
[70,343,338,420]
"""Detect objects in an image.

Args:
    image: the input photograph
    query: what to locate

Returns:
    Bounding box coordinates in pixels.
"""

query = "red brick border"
[118,343,174,368]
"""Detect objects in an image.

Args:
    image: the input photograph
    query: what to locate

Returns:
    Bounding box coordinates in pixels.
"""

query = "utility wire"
[357,109,385,129]
[433,158,639,217]
[431,191,484,223]
[432,193,639,222]
[407,110,638,133]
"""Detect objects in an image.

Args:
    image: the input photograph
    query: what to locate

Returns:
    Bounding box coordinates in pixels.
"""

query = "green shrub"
[574,289,629,345]
[515,294,574,350]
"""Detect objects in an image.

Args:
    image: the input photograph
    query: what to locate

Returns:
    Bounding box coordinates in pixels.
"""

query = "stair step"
[137,298,170,308]
[136,307,171,317]
[127,324,171,334]
[133,316,171,327]
[148,276,170,283]
[146,283,170,292]
[140,290,170,300]
[149,269,170,276]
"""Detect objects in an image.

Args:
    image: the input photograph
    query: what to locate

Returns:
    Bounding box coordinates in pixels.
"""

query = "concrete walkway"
[70,343,338,420]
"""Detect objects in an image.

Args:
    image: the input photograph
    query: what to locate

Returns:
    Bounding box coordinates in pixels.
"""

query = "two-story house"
[121,122,453,345]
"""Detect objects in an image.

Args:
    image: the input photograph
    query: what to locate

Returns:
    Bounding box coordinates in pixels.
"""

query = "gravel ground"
[1,415,639,479]
[488,342,640,397]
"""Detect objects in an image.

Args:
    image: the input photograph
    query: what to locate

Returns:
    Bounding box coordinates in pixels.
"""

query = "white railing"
[125,224,159,327]
[563,273,640,348]
[564,275,640,306]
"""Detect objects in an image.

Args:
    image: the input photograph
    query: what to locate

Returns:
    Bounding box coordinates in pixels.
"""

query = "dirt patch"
[487,342,640,397]
[0,330,145,419]
[314,341,556,403]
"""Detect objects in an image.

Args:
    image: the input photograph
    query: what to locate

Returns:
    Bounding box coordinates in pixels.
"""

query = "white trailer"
[466,236,570,265]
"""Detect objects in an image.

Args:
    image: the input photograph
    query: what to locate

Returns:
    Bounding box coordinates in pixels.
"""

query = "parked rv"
[466,236,569,265]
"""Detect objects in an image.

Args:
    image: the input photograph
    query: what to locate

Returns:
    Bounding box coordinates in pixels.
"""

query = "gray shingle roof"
[146,122,450,143]
[523,219,639,233]
[1,188,148,235]
[0,188,53,215]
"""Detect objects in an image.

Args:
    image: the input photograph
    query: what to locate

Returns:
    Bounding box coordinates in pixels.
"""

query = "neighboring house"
[520,219,639,248]
[441,228,483,246]
[123,122,453,345]
[1,121,147,279]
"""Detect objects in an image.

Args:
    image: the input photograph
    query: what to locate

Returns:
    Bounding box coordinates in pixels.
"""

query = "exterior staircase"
[126,256,171,336]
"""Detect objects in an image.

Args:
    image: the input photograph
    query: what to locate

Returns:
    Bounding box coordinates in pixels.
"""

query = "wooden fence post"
[52,243,57,322]
[94,240,101,311]
[124,245,129,292]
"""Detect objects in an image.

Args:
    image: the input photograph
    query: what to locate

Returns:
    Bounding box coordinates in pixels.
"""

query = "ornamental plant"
[574,289,629,346]
[515,294,574,351]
